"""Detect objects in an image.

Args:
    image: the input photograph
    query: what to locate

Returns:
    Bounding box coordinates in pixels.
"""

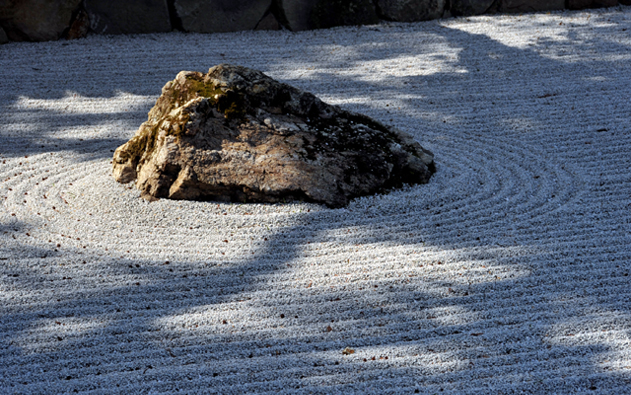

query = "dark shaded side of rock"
[84,0,172,34]
[273,0,316,30]
[174,0,272,33]
[112,64,435,208]
[499,0,565,12]
[255,11,281,30]
[567,0,618,9]
[276,0,379,31]
[450,0,496,16]
[310,0,380,29]
[65,7,90,40]
[0,0,81,41]
[376,0,446,22]
[0,26,8,44]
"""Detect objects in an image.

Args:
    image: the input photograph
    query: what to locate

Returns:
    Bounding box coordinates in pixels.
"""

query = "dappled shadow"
[1,9,629,156]
[1,7,631,393]
[2,199,630,392]
[0,101,148,159]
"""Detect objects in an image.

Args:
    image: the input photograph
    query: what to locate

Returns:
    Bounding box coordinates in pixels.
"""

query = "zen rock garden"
[1,0,628,43]
[112,64,435,207]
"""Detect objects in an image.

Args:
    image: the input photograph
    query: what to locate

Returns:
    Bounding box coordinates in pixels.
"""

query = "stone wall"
[1,0,628,43]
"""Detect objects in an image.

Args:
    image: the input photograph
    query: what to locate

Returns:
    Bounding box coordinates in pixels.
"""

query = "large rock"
[277,0,379,31]
[112,64,435,208]
[84,0,171,34]
[175,0,271,33]
[0,0,81,41]
[450,0,496,16]
[499,0,565,12]
[376,0,446,22]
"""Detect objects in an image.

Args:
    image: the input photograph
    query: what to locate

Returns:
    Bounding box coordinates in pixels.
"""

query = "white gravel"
[1,6,631,394]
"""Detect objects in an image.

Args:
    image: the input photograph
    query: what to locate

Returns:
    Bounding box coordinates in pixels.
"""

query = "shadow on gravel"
[0,107,144,159]
[2,200,630,392]
[2,9,628,160]
[1,9,631,393]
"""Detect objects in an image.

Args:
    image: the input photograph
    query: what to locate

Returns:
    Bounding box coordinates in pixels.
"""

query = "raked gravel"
[1,6,631,394]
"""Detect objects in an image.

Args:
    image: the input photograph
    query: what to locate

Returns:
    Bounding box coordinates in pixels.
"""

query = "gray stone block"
[499,0,565,13]
[175,0,271,33]
[0,0,81,41]
[376,0,446,22]
[85,0,172,34]
[450,0,496,16]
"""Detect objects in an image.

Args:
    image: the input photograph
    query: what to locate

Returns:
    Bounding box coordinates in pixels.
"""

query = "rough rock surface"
[65,7,90,40]
[376,0,446,22]
[84,0,171,34]
[0,0,81,41]
[499,0,565,12]
[277,0,379,31]
[450,0,496,16]
[175,0,271,33]
[112,64,435,208]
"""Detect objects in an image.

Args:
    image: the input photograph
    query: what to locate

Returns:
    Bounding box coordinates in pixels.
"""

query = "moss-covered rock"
[113,64,435,207]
